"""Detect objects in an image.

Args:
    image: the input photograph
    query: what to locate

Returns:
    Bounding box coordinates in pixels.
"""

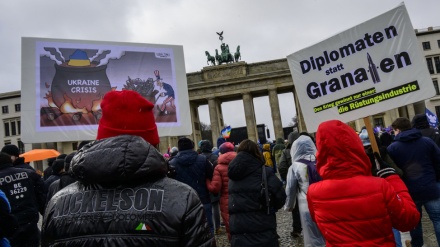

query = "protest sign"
[287,3,434,132]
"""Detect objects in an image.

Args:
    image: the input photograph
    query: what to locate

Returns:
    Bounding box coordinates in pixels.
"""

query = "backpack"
[298,158,322,185]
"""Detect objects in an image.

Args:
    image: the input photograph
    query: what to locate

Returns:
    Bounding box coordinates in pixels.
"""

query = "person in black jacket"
[200,140,221,234]
[45,152,78,205]
[170,137,215,234]
[42,90,214,247]
[228,139,286,247]
[43,158,64,199]
[0,152,45,247]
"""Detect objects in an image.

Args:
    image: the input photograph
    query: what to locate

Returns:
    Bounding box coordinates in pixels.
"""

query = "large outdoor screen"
[21,38,191,143]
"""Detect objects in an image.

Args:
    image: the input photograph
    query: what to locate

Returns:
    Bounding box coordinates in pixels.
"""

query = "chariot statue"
[204,31,241,66]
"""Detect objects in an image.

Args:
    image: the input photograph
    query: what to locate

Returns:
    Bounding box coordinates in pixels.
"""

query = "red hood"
[316,120,371,179]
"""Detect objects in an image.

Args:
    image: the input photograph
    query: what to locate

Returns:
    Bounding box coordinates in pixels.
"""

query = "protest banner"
[21,38,191,143]
[287,3,434,133]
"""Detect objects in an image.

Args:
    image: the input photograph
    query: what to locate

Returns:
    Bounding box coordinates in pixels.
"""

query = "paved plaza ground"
[38,203,438,247]
[214,208,438,247]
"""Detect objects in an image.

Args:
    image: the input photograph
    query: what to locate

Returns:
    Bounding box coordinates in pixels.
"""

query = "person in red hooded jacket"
[206,142,236,241]
[307,120,420,246]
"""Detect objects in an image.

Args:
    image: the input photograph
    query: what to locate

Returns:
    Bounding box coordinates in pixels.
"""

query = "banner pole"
[363,116,380,155]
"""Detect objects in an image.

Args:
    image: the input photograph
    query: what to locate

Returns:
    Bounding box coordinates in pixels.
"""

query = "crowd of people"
[0,89,439,246]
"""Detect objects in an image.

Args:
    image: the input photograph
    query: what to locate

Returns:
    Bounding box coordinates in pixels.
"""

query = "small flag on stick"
[221,126,231,139]
[426,108,439,128]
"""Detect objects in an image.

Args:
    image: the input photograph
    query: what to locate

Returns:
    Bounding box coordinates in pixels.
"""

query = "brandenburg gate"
[158,59,305,151]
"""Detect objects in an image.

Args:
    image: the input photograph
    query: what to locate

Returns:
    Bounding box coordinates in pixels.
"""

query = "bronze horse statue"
[234,45,241,62]
[205,51,216,66]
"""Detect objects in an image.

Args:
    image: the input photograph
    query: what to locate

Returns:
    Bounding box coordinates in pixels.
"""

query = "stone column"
[56,142,63,153]
[190,102,202,144]
[242,92,258,142]
[268,88,284,139]
[398,106,409,119]
[208,97,221,144]
[406,104,416,120]
[293,87,307,132]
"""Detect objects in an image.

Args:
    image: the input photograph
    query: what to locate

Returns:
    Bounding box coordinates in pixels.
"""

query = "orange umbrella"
[19,149,60,163]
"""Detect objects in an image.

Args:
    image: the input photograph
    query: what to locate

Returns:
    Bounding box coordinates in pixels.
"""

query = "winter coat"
[45,173,77,208]
[43,174,60,197]
[285,136,325,246]
[387,128,440,201]
[43,166,53,181]
[169,149,213,205]
[272,138,285,165]
[262,144,273,168]
[0,155,45,226]
[307,120,420,247]
[279,132,300,181]
[0,189,18,247]
[206,151,236,239]
[42,135,214,247]
[228,151,286,247]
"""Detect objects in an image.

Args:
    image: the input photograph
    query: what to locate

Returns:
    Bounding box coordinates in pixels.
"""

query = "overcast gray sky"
[1,0,439,140]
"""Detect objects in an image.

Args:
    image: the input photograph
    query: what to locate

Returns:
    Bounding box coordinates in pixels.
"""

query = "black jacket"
[42,135,214,247]
[228,151,286,247]
[0,155,45,225]
[170,150,213,204]
[45,173,78,210]
[43,174,60,197]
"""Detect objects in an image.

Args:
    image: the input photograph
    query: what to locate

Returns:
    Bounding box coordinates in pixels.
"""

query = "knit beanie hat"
[47,157,56,167]
[200,140,213,152]
[178,137,194,151]
[52,159,65,175]
[219,142,234,154]
[97,90,159,146]
[1,144,20,157]
[288,130,300,144]
[411,114,430,129]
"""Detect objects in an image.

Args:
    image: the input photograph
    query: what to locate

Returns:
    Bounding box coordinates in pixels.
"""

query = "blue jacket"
[0,190,11,247]
[170,150,213,204]
[387,128,440,201]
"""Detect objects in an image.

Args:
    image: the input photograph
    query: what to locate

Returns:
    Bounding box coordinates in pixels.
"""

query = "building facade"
[419,27,440,117]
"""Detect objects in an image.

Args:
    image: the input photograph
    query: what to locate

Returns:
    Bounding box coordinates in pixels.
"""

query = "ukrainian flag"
[68,49,90,66]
